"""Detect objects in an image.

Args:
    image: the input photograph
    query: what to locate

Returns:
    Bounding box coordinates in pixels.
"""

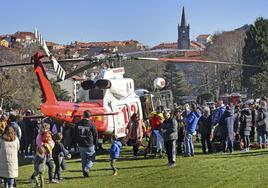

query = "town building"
[10,31,36,47]
[46,42,65,51]
[196,34,212,45]
[0,39,9,48]
[0,35,10,48]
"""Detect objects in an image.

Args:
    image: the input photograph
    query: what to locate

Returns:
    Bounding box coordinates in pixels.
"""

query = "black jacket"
[52,141,69,158]
[75,119,98,147]
[239,108,252,136]
[198,115,212,135]
[161,118,178,141]
[23,119,35,140]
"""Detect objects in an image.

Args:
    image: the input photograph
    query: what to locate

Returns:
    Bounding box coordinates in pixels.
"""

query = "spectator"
[62,122,72,149]
[24,111,36,158]
[32,146,46,188]
[35,123,56,183]
[175,109,185,154]
[108,134,123,176]
[249,103,257,142]
[233,105,241,141]
[184,104,200,157]
[239,104,252,152]
[212,100,225,125]
[7,113,22,140]
[256,101,268,149]
[161,111,178,167]
[198,107,213,154]
[0,127,20,188]
[52,132,71,181]
[17,114,26,156]
[150,111,163,131]
[149,110,164,154]
[182,104,190,123]
[219,106,235,153]
[75,110,98,177]
[125,113,144,159]
[0,113,8,135]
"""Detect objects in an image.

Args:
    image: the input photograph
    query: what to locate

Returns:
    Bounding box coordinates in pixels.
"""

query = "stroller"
[144,129,164,158]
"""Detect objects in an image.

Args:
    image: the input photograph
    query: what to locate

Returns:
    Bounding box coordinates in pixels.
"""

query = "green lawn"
[17,144,268,188]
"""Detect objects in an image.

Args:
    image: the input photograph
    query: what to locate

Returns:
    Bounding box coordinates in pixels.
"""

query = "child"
[108,135,123,176]
[52,133,71,181]
[34,123,57,183]
[32,146,46,188]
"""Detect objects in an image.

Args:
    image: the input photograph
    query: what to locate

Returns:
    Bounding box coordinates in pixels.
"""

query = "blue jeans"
[224,136,233,152]
[79,145,96,172]
[184,132,194,156]
[3,178,14,187]
[257,131,267,145]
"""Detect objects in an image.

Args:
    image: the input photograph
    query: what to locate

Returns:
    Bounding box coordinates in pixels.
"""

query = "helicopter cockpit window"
[88,89,104,100]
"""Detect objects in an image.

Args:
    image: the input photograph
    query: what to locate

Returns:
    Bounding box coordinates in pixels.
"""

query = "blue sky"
[1,0,268,46]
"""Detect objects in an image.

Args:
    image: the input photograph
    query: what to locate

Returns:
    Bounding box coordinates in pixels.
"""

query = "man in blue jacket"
[212,100,225,125]
[184,104,200,157]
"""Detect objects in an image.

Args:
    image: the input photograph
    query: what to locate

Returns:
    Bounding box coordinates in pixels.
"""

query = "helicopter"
[0,30,261,138]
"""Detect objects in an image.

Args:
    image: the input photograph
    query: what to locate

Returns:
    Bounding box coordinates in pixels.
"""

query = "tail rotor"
[34,29,66,81]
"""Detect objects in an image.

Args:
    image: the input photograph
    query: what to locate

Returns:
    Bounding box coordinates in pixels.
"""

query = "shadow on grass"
[18,155,33,167]
[206,149,268,159]
[65,156,145,164]
[16,179,31,185]
[16,175,107,187]
[68,164,165,173]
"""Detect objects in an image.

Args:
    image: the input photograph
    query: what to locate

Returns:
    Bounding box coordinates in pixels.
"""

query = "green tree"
[249,71,268,97]
[163,63,190,101]
[51,81,70,101]
[242,17,268,94]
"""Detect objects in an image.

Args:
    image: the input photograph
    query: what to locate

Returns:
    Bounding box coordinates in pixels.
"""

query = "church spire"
[180,6,186,27]
[177,6,190,49]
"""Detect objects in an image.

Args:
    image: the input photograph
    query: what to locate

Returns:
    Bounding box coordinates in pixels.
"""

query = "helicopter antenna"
[34,29,66,81]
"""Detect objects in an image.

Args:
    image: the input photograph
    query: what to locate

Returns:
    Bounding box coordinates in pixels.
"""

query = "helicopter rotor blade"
[0,62,33,68]
[0,58,97,69]
[63,60,103,80]
[135,57,262,68]
[120,49,197,56]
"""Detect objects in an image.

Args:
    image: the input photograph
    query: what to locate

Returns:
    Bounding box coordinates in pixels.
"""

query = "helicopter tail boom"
[33,52,57,105]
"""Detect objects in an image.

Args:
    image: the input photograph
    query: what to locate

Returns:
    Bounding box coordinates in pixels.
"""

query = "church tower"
[177,7,190,49]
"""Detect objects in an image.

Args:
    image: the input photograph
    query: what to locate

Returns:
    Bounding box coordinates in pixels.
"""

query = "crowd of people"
[0,96,268,187]
[146,97,268,167]
[0,108,80,188]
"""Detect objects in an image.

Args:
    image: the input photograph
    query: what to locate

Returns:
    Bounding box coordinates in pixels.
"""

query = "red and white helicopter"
[0,30,260,138]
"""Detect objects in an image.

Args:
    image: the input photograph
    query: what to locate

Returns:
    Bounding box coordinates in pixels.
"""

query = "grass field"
[17,144,268,188]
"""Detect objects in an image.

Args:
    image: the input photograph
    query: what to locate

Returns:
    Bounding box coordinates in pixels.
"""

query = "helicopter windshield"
[88,89,104,100]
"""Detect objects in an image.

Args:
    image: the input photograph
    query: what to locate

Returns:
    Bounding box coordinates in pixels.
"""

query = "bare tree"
[205,30,246,95]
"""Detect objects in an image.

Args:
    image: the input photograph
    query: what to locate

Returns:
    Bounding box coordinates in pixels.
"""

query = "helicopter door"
[115,104,129,137]
[139,95,154,120]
